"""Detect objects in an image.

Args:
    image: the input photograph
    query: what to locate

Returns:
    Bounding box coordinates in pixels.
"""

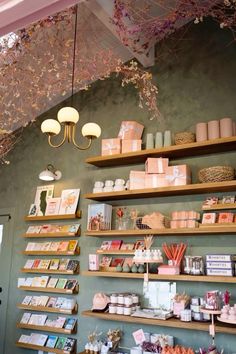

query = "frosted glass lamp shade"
[82,123,101,139]
[39,170,54,181]
[41,119,61,135]
[57,107,79,124]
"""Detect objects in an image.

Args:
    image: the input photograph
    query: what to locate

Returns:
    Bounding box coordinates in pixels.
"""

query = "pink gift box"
[145,157,169,174]
[174,301,186,317]
[145,174,169,188]
[171,210,200,221]
[158,265,180,275]
[165,165,191,186]
[118,121,144,140]
[101,138,121,156]
[202,212,217,224]
[170,220,199,229]
[121,139,142,153]
[130,171,146,190]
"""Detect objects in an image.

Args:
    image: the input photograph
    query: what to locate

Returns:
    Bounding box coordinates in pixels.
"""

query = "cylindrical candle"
[146,133,154,149]
[220,117,233,137]
[163,130,172,147]
[208,120,220,140]
[196,122,208,142]
[155,131,163,148]
[233,121,236,136]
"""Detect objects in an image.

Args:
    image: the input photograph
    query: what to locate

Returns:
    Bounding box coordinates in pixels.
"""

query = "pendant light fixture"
[41,5,101,149]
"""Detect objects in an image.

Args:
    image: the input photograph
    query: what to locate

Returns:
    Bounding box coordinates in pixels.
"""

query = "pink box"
[118,121,144,140]
[165,165,191,186]
[145,157,169,174]
[130,171,146,190]
[170,220,199,229]
[101,138,121,156]
[158,265,180,275]
[121,139,142,153]
[173,301,186,317]
[218,212,234,223]
[145,174,169,188]
[202,212,217,224]
[171,210,200,221]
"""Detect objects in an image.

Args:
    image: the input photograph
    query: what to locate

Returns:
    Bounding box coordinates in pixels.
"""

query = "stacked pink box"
[170,210,200,229]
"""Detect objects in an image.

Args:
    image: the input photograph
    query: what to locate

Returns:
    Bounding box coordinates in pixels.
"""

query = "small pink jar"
[208,120,220,140]
[220,118,233,137]
[196,122,208,142]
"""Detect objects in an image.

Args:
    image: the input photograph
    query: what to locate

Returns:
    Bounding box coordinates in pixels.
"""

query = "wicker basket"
[198,166,235,183]
[174,131,195,145]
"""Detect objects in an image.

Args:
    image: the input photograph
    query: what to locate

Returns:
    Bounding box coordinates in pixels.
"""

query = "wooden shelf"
[24,211,82,222]
[85,136,236,167]
[82,271,236,283]
[22,231,80,238]
[21,268,79,275]
[86,226,236,237]
[16,322,76,334]
[202,203,236,211]
[82,310,236,335]
[22,248,80,256]
[16,342,76,354]
[17,303,78,315]
[84,181,236,201]
[96,249,135,255]
[19,285,79,294]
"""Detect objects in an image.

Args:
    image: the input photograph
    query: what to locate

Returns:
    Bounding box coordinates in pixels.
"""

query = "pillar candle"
[155,132,163,148]
[163,130,172,147]
[146,133,154,149]
[208,120,220,140]
[196,122,208,142]
[220,117,233,137]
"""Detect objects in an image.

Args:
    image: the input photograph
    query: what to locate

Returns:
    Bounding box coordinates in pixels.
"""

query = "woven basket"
[198,166,235,183]
[174,131,195,145]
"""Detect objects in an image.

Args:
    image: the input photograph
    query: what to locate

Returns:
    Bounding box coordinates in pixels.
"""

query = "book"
[206,254,235,262]
[46,335,58,348]
[24,259,35,269]
[32,259,41,269]
[58,241,69,252]
[49,242,60,252]
[28,204,37,217]
[68,240,78,252]
[40,224,53,234]
[45,197,61,216]
[41,242,52,251]
[100,241,112,250]
[30,296,41,306]
[26,225,42,234]
[20,312,31,324]
[68,223,81,234]
[50,259,60,270]
[18,334,30,343]
[47,278,58,288]
[120,243,134,251]
[34,184,54,216]
[110,240,122,250]
[55,297,65,308]
[32,243,43,251]
[65,279,77,290]
[110,257,124,267]
[21,296,32,305]
[38,276,49,288]
[66,260,79,272]
[38,296,49,307]
[59,189,80,215]
[63,337,76,351]
[99,256,112,267]
[38,259,51,270]
[206,261,233,269]
[31,333,48,346]
[56,278,67,289]
[60,298,76,310]
[206,268,234,276]
[47,297,57,308]
[54,317,66,328]
[58,259,69,270]
[64,318,76,330]
[25,242,36,251]
[29,314,47,326]
[55,337,66,349]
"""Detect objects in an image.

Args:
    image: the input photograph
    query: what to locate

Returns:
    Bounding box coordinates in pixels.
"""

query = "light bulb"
[41,119,61,135]
[81,123,101,139]
[57,107,79,124]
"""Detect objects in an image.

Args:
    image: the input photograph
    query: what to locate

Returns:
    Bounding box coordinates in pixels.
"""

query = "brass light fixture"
[41,5,101,149]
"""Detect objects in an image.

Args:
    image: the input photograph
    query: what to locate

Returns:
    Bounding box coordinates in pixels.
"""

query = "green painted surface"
[0,20,235,353]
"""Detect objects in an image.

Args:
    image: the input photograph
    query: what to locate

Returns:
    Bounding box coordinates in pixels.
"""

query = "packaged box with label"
[145,174,169,188]
[87,203,112,230]
[101,138,121,156]
[165,165,191,186]
[130,171,146,190]
[118,121,144,140]
[121,139,142,153]
[145,158,169,174]
[202,213,217,224]
[218,212,234,223]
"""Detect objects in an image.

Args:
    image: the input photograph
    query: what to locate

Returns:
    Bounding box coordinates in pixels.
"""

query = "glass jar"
[109,303,117,314]
[117,294,124,305]
[116,305,124,315]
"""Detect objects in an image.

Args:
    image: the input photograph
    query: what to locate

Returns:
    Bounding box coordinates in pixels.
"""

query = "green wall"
[0,19,236,353]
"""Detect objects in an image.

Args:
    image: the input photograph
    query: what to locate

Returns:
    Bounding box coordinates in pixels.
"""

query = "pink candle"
[207,120,220,140]
[196,122,208,142]
[220,117,233,137]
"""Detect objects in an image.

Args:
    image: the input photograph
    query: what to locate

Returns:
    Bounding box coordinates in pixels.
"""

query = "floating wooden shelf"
[84,181,236,201]
[19,285,79,294]
[82,271,236,283]
[21,268,79,275]
[86,226,236,237]
[16,342,76,354]
[22,231,80,238]
[82,310,236,335]
[24,211,82,222]
[202,203,236,211]
[22,248,80,256]
[17,303,78,315]
[16,322,77,334]
[85,136,236,167]
[96,249,135,255]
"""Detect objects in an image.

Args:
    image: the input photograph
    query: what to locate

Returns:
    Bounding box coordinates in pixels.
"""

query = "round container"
[131,294,139,304]
[93,187,103,193]
[115,179,125,186]
[208,120,220,140]
[220,117,233,137]
[117,294,124,305]
[163,130,172,147]
[103,186,113,192]
[155,132,163,148]
[110,294,118,304]
[104,180,114,187]
[124,305,132,316]
[196,122,208,142]
[94,181,104,188]
[116,305,124,315]
[113,185,125,192]
[146,133,154,149]
[109,304,117,314]
[180,309,192,322]
[124,296,133,306]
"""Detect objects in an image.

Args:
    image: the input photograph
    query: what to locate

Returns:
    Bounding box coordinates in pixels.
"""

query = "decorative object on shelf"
[91,292,110,312]
[87,204,112,231]
[146,133,154,149]
[39,164,62,181]
[159,243,187,275]
[196,122,208,142]
[155,131,163,148]
[102,138,121,156]
[220,117,233,138]
[115,206,128,230]
[174,131,195,145]
[173,293,191,317]
[33,184,54,217]
[198,165,235,183]
[58,189,80,215]
[208,120,220,140]
[122,139,142,153]
[163,130,172,147]
[162,345,194,354]
[118,121,144,140]
[199,345,224,354]
[183,256,204,275]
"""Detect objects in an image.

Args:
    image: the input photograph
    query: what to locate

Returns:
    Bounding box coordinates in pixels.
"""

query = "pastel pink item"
[233,121,236,136]
[220,117,233,137]
[158,264,180,275]
[129,171,146,190]
[145,174,169,188]
[173,301,186,316]
[101,138,121,156]
[208,120,220,140]
[165,165,191,186]
[145,157,169,174]
[118,121,144,140]
[121,139,142,153]
[202,212,217,224]
[196,122,208,142]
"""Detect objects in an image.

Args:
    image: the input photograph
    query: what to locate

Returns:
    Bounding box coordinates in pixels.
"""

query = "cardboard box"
[129,171,146,190]
[121,139,142,153]
[165,165,191,186]
[118,121,144,140]
[145,174,169,188]
[101,138,121,156]
[145,158,169,174]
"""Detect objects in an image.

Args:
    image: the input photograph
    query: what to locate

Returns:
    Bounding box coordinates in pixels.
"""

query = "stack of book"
[23,259,79,272]
[20,312,76,330]
[18,277,78,290]
[25,240,78,253]
[21,295,76,311]
[18,332,76,351]
[206,254,236,276]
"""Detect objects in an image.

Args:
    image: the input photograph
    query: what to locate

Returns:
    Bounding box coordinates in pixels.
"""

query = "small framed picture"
[28,204,37,216]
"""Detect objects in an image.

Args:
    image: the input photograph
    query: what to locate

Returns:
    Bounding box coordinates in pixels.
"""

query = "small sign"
[132,329,146,345]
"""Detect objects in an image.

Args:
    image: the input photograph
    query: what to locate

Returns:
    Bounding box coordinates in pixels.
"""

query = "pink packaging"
[171,211,200,220]
[129,171,146,190]
[118,121,144,140]
[170,220,199,229]
[158,264,180,275]
[165,165,191,186]
[202,213,217,224]
[145,174,169,188]
[89,254,99,271]
[121,139,142,153]
[145,157,169,174]
[101,138,121,156]
[174,301,186,317]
